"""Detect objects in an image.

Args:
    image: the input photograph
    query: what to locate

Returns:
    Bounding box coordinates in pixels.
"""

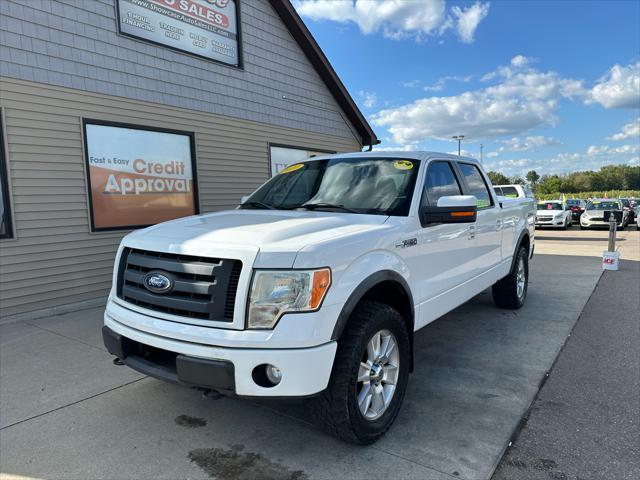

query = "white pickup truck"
[103,152,535,444]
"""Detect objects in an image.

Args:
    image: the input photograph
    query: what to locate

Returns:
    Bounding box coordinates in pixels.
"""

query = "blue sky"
[294,0,640,177]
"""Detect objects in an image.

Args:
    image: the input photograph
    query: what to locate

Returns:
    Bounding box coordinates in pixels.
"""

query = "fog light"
[266,364,282,385]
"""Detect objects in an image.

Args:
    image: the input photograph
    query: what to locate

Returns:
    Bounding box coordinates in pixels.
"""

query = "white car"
[102,151,535,444]
[580,199,628,230]
[535,201,572,229]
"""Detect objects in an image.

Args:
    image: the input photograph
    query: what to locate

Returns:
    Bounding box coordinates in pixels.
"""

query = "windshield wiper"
[299,202,359,213]
[240,201,276,210]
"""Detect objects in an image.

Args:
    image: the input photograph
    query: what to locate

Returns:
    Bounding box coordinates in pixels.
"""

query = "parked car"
[102,151,536,444]
[631,199,640,228]
[494,184,535,199]
[580,199,628,230]
[565,198,587,221]
[620,198,636,224]
[535,200,572,229]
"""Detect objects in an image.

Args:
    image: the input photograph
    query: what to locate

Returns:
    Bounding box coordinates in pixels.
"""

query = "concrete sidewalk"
[0,254,604,480]
[493,258,640,480]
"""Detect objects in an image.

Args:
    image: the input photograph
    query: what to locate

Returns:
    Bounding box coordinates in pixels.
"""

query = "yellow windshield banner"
[280,163,304,174]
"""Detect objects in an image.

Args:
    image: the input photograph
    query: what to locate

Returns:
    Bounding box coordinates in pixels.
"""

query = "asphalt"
[1,227,637,480]
[493,258,640,480]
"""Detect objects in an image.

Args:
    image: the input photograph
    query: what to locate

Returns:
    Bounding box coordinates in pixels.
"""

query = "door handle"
[495,219,503,230]
[468,225,476,240]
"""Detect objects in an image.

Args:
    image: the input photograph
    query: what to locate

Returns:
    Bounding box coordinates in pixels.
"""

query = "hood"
[124,209,390,267]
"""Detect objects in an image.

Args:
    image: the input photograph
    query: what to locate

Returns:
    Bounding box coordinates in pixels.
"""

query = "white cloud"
[588,62,640,109]
[586,143,639,156]
[359,90,378,108]
[424,75,472,92]
[510,55,534,68]
[486,151,499,158]
[451,2,490,43]
[294,1,490,43]
[401,79,421,88]
[372,59,583,143]
[608,118,640,141]
[501,136,562,151]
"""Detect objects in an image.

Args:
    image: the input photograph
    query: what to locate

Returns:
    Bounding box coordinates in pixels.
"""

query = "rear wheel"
[492,246,529,309]
[311,302,410,445]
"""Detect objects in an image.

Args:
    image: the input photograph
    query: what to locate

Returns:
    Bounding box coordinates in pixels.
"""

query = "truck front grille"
[117,248,242,322]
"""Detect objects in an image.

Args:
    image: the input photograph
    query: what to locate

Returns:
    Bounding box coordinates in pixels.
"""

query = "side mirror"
[420,195,478,226]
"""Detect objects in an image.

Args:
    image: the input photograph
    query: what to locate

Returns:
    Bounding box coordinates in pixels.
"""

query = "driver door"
[412,160,477,329]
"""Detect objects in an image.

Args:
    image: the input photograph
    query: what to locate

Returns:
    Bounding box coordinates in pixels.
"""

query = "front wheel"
[311,302,410,444]
[492,246,529,309]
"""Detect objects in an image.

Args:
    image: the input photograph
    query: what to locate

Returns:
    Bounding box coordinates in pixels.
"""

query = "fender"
[331,270,415,371]
[331,270,414,340]
[510,229,531,272]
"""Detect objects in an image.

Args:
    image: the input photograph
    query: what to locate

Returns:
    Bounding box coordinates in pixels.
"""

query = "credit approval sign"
[117,0,240,66]
[83,121,198,230]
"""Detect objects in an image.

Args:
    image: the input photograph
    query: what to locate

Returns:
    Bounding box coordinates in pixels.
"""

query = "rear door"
[454,162,503,276]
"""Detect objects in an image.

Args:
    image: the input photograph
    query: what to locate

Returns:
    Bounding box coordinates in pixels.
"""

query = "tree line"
[486,164,640,195]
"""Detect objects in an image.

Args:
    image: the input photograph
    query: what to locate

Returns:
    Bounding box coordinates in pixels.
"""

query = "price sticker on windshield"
[280,163,304,174]
[393,160,414,170]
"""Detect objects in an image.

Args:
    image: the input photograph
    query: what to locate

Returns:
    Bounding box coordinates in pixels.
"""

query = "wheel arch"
[511,229,531,272]
[331,270,415,371]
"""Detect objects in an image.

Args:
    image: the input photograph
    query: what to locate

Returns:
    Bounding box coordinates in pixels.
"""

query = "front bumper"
[104,315,337,397]
[580,218,623,228]
[535,218,565,227]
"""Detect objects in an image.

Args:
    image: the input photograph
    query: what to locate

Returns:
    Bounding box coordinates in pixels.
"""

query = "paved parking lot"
[1,229,637,480]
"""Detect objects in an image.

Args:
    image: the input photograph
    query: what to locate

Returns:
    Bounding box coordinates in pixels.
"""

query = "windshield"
[587,201,619,210]
[566,199,581,206]
[242,157,421,215]
[537,202,563,211]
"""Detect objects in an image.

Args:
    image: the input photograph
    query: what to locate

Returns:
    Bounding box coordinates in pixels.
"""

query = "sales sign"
[117,0,240,66]
[84,122,198,230]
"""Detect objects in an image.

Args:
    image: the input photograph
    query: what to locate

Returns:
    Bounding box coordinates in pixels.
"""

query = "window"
[269,145,334,176]
[83,120,198,231]
[0,114,13,239]
[498,186,519,198]
[423,161,462,206]
[458,163,493,209]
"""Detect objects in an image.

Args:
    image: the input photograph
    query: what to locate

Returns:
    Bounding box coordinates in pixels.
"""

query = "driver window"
[423,161,462,206]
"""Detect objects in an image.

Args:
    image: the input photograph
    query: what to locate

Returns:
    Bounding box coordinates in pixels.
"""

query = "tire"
[311,301,410,445]
[580,225,586,230]
[562,219,568,230]
[492,246,529,309]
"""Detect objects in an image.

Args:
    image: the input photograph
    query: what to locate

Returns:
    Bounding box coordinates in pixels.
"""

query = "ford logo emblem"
[143,270,173,294]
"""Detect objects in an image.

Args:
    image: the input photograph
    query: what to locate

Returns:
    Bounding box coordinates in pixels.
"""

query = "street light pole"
[452,135,464,156]
[480,143,483,163]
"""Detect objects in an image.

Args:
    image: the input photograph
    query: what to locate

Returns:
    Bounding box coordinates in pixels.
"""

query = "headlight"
[247,269,331,329]
[554,212,563,218]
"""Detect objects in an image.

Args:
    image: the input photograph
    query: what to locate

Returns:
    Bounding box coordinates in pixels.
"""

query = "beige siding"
[0,77,361,318]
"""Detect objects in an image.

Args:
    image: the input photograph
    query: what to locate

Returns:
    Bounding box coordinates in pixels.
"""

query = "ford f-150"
[102,151,536,444]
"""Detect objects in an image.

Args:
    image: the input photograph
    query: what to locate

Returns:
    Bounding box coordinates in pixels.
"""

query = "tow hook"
[113,357,125,366]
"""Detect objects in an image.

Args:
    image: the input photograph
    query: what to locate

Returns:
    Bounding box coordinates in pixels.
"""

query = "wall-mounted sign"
[83,121,198,231]
[116,0,240,67]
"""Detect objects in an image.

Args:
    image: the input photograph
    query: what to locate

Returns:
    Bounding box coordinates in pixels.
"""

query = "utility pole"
[452,135,464,156]
[480,143,483,163]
